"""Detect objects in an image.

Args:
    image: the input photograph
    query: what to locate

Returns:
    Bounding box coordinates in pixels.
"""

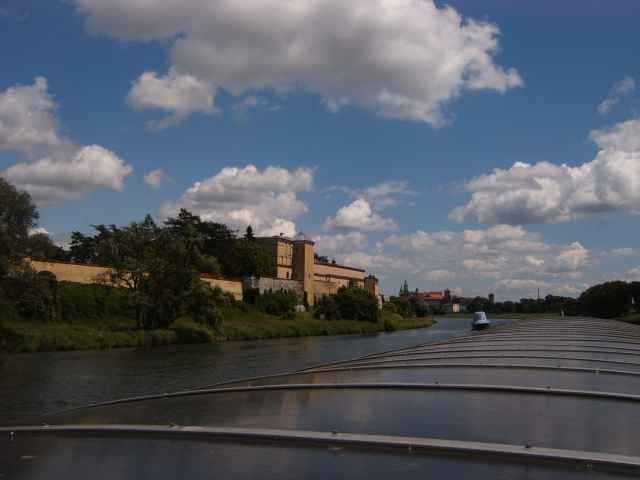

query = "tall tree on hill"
[244,225,255,240]
[0,178,39,278]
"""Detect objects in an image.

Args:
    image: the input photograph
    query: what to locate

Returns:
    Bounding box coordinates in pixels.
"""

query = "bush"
[185,283,232,331]
[317,287,379,323]
[314,295,341,320]
[171,320,216,343]
[256,290,298,317]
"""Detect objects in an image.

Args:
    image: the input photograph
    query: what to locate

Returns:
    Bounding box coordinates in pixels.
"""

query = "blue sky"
[1,0,640,299]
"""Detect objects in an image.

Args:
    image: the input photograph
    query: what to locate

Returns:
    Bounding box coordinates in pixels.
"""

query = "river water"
[0,317,513,425]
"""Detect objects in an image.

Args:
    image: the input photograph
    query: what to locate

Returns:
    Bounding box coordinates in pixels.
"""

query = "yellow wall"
[29,260,114,285]
[313,263,366,289]
[29,259,243,301]
[200,276,243,301]
[277,266,293,280]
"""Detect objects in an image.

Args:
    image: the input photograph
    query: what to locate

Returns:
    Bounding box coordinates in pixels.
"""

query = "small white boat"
[472,311,490,330]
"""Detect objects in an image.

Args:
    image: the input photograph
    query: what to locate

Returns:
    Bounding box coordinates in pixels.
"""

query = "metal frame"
[2,424,640,474]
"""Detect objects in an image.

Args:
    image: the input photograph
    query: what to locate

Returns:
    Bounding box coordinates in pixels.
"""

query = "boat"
[471,311,490,330]
[3,317,640,478]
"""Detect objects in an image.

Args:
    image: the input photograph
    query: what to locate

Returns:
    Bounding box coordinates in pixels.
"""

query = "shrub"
[325,286,380,323]
[256,290,298,317]
[314,295,341,320]
[185,283,231,331]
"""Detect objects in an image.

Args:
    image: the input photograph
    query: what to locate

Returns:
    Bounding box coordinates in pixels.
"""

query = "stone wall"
[29,259,243,301]
[201,276,244,301]
[242,276,304,302]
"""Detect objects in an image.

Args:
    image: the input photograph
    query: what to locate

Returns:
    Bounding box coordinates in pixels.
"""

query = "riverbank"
[450,313,563,320]
[0,311,435,353]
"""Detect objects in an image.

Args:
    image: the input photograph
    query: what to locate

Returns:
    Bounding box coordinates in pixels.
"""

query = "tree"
[333,286,379,322]
[25,233,68,261]
[578,281,632,319]
[244,225,255,240]
[0,178,38,278]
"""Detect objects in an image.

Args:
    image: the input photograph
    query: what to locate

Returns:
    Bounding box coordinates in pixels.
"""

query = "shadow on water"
[0,316,515,424]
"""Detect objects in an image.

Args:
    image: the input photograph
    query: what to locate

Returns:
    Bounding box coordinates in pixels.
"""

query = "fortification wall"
[201,276,244,301]
[242,276,304,302]
[29,259,113,285]
[29,259,243,301]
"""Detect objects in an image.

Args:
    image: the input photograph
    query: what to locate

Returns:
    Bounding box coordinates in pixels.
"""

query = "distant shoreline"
[0,314,435,354]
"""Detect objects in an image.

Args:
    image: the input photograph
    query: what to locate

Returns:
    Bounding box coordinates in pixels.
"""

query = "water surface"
[0,316,512,424]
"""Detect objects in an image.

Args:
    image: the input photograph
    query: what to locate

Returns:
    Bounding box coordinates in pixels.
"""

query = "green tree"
[25,233,68,261]
[244,225,255,240]
[333,286,379,322]
[0,178,38,278]
[578,281,632,319]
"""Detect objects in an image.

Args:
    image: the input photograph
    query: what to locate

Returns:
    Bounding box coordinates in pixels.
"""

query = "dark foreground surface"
[5,317,639,479]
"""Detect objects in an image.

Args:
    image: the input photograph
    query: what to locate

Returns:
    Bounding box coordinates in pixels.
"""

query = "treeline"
[1,178,382,337]
[464,295,579,316]
[577,281,640,319]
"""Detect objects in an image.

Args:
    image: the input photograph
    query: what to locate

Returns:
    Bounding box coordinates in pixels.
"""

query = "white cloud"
[372,225,592,297]
[258,218,297,238]
[0,78,133,206]
[597,76,635,115]
[127,68,216,130]
[4,145,132,205]
[75,0,522,126]
[0,77,62,155]
[161,164,312,236]
[144,169,171,189]
[323,199,397,232]
[314,232,368,257]
[331,180,416,210]
[451,118,640,225]
[551,242,589,273]
[28,227,50,236]
[610,247,639,257]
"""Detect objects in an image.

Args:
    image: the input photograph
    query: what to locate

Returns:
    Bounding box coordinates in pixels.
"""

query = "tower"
[293,233,315,307]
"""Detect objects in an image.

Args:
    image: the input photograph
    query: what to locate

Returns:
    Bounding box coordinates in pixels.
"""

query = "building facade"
[257,234,378,306]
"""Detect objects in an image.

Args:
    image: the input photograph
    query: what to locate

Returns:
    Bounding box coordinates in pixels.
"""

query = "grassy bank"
[0,310,434,353]
[617,313,640,325]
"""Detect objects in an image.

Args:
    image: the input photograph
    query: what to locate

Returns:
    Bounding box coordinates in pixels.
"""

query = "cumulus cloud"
[324,199,397,232]
[127,68,216,130]
[0,77,62,155]
[144,169,171,189]
[161,164,312,236]
[597,76,635,115]
[0,78,132,205]
[4,145,133,204]
[451,118,640,225]
[375,225,591,295]
[314,232,368,257]
[75,0,521,126]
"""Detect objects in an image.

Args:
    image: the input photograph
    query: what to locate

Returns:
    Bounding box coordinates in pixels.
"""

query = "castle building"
[257,234,376,306]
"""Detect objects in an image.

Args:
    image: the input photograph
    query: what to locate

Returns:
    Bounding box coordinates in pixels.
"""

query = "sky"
[1,0,640,300]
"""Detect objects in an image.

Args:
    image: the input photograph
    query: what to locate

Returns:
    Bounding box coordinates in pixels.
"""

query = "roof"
[414,291,445,301]
[4,317,640,478]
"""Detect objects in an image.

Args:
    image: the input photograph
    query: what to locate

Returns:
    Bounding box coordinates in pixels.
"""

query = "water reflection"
[0,317,511,424]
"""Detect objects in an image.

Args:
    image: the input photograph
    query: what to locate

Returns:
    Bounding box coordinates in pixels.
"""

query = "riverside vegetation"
[0,178,433,353]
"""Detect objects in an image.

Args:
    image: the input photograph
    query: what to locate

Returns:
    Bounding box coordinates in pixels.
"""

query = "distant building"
[256,234,379,306]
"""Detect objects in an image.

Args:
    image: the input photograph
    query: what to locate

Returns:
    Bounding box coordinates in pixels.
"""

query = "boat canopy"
[4,318,640,479]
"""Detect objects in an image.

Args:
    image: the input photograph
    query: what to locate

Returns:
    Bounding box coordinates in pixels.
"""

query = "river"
[0,316,513,425]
